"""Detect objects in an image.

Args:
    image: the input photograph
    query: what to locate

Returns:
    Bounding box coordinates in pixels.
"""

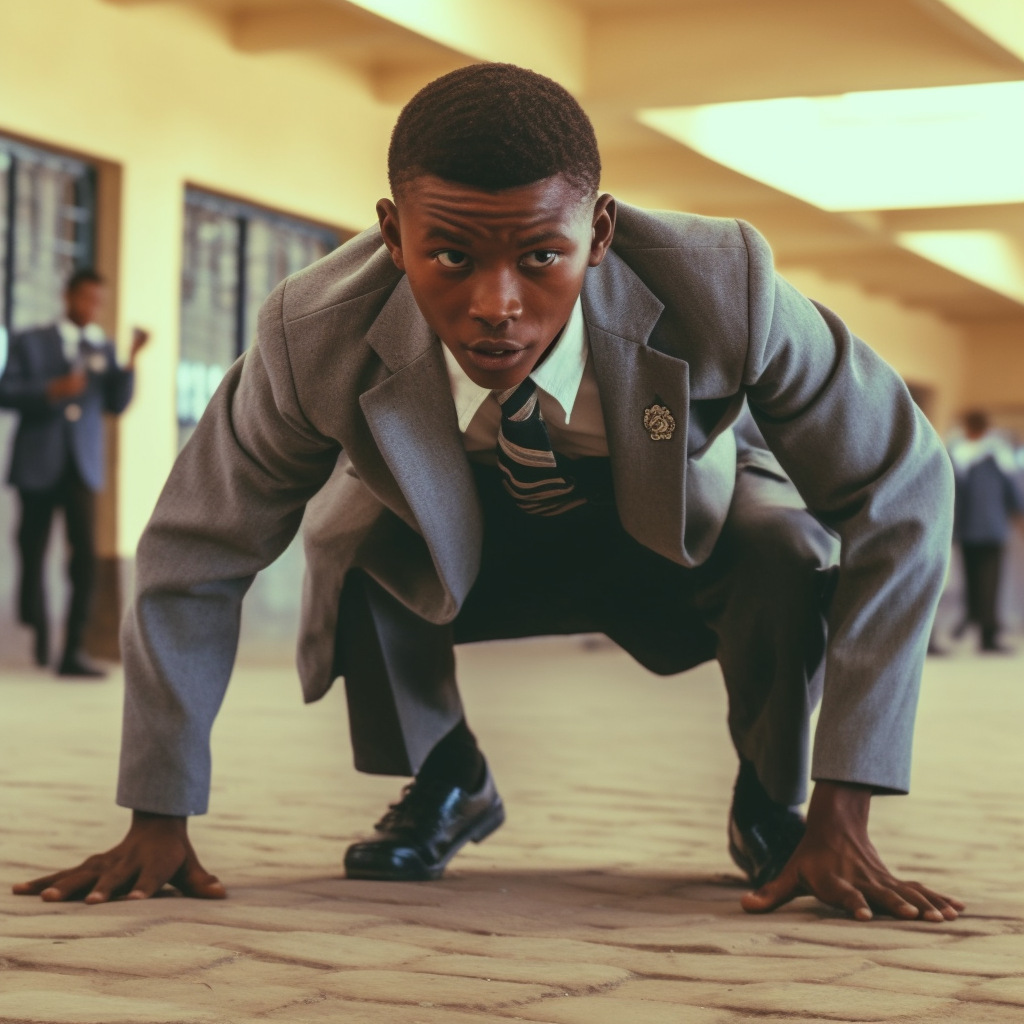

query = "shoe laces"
[375,777,453,832]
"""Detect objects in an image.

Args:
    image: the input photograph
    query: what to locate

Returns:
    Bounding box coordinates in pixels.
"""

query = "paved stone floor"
[2,637,1023,1023]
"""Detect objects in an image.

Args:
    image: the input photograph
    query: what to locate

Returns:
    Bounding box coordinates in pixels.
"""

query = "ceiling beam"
[586,0,1023,107]
[232,5,377,53]
[920,0,1024,63]
[337,0,585,94]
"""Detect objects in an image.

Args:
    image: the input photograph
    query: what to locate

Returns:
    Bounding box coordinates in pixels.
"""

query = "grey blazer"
[118,206,953,816]
[0,325,134,492]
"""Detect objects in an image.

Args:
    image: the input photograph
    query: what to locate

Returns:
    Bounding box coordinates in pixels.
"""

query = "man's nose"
[468,268,522,329]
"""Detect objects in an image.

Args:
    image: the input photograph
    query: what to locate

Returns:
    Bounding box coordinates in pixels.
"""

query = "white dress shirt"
[57,319,106,363]
[949,433,1018,476]
[441,297,609,462]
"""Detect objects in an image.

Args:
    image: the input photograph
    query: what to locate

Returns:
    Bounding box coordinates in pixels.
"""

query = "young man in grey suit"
[16,66,963,923]
[0,270,148,676]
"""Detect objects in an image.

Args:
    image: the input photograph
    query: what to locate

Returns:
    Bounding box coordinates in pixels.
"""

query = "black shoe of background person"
[727,761,806,889]
[344,767,505,881]
[33,624,49,668]
[981,639,1015,655]
[57,652,107,679]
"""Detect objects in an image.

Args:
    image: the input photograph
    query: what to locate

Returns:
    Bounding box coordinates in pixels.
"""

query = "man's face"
[378,174,615,391]
[65,282,104,328]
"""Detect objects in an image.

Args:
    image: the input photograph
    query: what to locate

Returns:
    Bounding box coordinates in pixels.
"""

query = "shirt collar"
[58,319,105,359]
[441,296,589,432]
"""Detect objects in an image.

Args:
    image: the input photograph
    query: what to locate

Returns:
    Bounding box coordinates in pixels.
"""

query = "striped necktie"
[495,378,586,516]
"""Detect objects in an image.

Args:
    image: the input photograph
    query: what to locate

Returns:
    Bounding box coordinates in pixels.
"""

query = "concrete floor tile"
[219,929,431,968]
[876,946,1024,977]
[101,975,317,1015]
[841,963,989,998]
[514,994,732,1023]
[316,968,554,1008]
[262,997,555,1023]
[958,977,1024,1006]
[409,952,631,989]
[0,910,142,939]
[2,936,234,976]
[2,640,1022,1021]
[198,956,332,989]
[700,981,952,1020]
[0,990,223,1023]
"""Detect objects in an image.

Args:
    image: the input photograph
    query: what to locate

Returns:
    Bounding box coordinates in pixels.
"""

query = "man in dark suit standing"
[0,269,148,676]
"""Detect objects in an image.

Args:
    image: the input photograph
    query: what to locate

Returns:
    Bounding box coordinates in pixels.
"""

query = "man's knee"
[729,503,836,601]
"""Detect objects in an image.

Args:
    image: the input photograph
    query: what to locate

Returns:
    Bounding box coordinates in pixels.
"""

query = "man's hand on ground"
[741,781,965,922]
[11,811,226,904]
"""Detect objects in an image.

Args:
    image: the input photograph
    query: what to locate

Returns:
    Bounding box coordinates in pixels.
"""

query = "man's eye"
[436,251,468,268]
[522,250,558,268]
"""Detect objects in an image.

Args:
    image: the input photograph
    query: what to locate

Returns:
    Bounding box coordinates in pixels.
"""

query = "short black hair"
[66,268,104,292]
[388,63,601,199]
[964,409,990,433]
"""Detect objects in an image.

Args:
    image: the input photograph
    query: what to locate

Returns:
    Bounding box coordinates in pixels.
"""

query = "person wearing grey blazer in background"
[0,269,149,676]
[15,65,964,925]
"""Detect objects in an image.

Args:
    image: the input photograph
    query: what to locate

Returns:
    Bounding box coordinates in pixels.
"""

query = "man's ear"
[376,199,405,271]
[588,193,617,268]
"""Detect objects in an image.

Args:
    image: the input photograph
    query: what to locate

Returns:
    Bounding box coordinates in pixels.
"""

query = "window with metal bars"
[177,187,343,448]
[0,135,96,336]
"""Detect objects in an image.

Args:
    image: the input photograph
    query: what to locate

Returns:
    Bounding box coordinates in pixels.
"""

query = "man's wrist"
[807,779,872,833]
[131,810,187,829]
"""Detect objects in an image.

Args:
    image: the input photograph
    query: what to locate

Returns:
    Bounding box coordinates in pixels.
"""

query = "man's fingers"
[863,884,922,920]
[817,876,874,921]
[85,865,140,906]
[127,864,179,901]
[741,870,801,914]
[171,859,227,900]
[38,869,100,902]
[905,881,965,916]
[896,882,957,922]
[12,871,67,895]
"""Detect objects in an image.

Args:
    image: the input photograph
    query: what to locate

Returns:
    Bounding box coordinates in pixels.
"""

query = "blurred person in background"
[949,410,1024,653]
[0,270,149,677]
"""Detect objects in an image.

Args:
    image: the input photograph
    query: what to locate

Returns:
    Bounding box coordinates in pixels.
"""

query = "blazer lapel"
[358,277,483,619]
[583,252,702,566]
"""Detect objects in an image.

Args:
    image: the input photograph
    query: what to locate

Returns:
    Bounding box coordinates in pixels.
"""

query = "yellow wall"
[1,0,393,553]
[781,268,967,431]
[961,321,1024,411]
[1,0,978,557]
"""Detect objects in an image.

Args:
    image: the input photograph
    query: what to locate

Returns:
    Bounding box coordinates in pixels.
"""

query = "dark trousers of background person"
[17,464,96,667]
[336,459,839,809]
[960,542,1004,650]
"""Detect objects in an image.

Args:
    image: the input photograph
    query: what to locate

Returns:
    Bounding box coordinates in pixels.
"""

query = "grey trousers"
[335,462,839,807]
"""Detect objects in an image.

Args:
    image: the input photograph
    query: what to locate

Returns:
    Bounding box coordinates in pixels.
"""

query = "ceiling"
[104,0,1024,325]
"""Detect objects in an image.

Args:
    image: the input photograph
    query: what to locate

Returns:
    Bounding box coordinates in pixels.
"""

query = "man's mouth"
[463,341,528,371]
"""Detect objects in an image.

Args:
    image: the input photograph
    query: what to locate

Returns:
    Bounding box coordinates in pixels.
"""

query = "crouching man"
[16,64,961,923]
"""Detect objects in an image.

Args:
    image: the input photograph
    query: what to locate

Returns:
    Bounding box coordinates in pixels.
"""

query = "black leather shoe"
[57,654,107,679]
[727,765,806,889]
[33,626,49,668]
[344,767,505,881]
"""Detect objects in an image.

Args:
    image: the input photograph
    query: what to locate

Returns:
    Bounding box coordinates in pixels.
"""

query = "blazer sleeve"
[1005,467,1024,516]
[102,343,135,414]
[118,280,340,816]
[738,221,954,795]
[0,333,51,415]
